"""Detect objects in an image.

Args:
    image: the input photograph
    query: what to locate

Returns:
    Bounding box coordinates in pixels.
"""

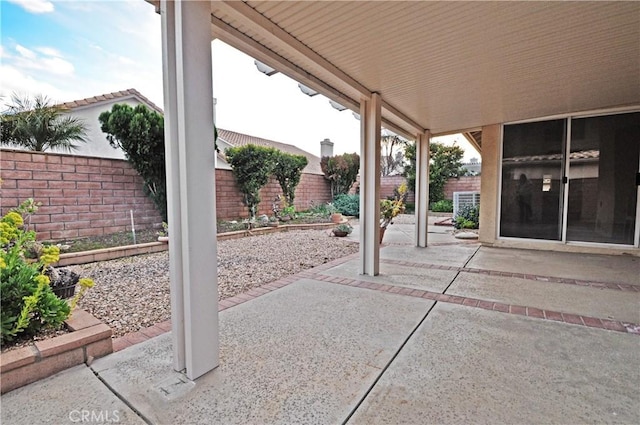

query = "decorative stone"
[455,232,479,240]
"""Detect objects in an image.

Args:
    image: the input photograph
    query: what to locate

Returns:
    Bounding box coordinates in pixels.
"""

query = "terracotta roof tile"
[57,89,163,114]
[218,128,323,175]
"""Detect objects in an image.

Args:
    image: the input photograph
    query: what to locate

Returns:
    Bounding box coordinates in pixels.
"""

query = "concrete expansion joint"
[379,258,638,293]
[307,271,640,337]
[89,365,154,425]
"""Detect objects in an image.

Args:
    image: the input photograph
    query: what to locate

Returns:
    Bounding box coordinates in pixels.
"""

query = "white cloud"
[15,44,36,59]
[41,56,74,75]
[117,56,136,66]
[0,65,77,107]
[7,0,54,14]
[2,43,76,84]
[35,46,63,57]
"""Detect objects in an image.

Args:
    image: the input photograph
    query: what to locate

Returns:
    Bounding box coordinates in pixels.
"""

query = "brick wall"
[0,149,333,240]
[443,176,481,200]
[4,148,483,240]
[216,169,332,219]
[0,149,163,241]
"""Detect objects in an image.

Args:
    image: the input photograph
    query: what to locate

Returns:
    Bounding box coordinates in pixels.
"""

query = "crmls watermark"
[68,410,120,423]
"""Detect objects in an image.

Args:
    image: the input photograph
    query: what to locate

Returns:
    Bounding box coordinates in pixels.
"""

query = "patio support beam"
[462,132,482,155]
[415,131,431,247]
[210,1,424,139]
[160,0,219,380]
[359,93,382,276]
[213,1,370,97]
[209,15,359,116]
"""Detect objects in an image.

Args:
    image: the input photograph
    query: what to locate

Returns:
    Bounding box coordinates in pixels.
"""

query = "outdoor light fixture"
[329,100,347,111]
[298,83,318,97]
[254,60,278,76]
[353,112,360,120]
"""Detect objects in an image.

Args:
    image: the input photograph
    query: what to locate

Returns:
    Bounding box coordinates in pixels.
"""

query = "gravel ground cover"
[70,229,358,338]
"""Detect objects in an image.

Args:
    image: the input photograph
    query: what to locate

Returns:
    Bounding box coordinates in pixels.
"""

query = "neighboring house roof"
[57,89,323,174]
[58,89,164,115]
[504,150,599,164]
[217,128,323,175]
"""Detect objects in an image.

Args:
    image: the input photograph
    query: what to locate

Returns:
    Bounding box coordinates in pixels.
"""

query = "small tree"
[225,144,277,220]
[273,151,308,207]
[381,134,407,176]
[1,93,88,152]
[320,152,360,198]
[99,104,167,221]
[403,141,468,205]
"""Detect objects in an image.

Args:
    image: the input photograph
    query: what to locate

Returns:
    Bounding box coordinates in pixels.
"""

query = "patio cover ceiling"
[154,1,640,140]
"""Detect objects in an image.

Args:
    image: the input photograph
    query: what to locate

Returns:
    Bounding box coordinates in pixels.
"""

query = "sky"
[0,0,479,161]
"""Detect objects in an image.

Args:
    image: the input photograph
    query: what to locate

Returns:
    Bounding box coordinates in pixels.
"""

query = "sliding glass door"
[500,120,565,240]
[501,111,639,246]
[566,113,639,244]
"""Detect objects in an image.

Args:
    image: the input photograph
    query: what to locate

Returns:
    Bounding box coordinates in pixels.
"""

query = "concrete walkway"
[2,221,639,424]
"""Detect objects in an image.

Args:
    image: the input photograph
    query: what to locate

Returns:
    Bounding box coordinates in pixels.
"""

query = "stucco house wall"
[64,98,142,160]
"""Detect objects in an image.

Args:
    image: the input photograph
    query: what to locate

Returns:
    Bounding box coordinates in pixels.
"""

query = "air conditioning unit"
[453,191,480,217]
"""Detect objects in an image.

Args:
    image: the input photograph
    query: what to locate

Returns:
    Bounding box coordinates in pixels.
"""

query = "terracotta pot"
[379,226,386,244]
[331,213,343,224]
[333,230,348,237]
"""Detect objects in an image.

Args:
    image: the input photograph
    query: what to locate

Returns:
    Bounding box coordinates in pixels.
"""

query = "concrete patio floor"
[2,221,639,424]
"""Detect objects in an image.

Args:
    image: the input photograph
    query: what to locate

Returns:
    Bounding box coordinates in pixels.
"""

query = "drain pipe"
[130,210,137,245]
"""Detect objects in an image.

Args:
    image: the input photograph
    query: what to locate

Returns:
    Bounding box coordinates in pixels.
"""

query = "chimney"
[320,138,334,158]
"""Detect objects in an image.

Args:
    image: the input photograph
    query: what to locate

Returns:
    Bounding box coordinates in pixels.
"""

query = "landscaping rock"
[70,230,359,338]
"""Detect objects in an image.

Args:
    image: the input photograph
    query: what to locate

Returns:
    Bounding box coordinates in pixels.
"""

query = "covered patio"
[155,0,639,381]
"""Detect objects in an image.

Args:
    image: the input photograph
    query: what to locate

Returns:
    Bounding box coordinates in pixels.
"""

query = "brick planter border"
[53,222,344,266]
[0,309,112,394]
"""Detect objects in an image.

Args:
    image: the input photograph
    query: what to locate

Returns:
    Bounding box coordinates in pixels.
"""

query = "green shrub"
[333,194,360,217]
[453,204,479,229]
[225,144,277,220]
[0,203,94,344]
[1,212,68,343]
[404,202,415,214]
[272,151,308,206]
[99,104,168,221]
[320,153,360,198]
[431,199,453,213]
[306,201,331,216]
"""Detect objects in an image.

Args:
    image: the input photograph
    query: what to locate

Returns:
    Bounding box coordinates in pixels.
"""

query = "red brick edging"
[307,272,640,336]
[0,309,113,394]
[381,258,640,293]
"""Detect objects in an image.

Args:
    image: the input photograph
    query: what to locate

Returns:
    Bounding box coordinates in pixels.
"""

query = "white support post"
[415,131,431,247]
[160,0,185,372]
[160,0,219,380]
[359,93,382,276]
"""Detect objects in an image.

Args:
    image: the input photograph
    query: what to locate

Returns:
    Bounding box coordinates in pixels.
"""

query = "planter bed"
[0,309,112,394]
[217,221,340,241]
[55,222,344,265]
[54,242,168,267]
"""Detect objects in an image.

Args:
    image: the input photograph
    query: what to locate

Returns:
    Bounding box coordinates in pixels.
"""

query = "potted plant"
[157,222,169,243]
[379,183,408,243]
[332,223,353,237]
[327,203,342,223]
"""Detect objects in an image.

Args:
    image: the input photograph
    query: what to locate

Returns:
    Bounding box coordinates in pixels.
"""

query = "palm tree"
[1,93,88,152]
